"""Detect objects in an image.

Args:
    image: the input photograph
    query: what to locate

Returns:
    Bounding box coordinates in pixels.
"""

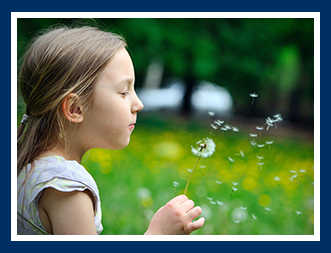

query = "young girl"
[17,26,205,235]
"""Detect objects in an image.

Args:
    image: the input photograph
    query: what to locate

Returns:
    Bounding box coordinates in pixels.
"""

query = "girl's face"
[80,47,144,150]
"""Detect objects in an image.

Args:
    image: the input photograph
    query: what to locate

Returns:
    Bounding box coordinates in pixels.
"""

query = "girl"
[17,26,205,235]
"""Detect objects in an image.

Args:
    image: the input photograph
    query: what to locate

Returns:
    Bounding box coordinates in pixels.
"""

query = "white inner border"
[11,12,320,241]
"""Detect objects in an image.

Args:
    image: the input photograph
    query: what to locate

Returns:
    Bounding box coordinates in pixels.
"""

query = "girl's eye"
[121,92,129,96]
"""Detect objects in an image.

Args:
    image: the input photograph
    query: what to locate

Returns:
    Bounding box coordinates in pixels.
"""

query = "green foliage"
[82,113,314,235]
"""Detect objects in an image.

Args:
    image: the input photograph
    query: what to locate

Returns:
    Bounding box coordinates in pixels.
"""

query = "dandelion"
[256,126,264,136]
[266,140,274,149]
[184,138,216,195]
[250,92,258,105]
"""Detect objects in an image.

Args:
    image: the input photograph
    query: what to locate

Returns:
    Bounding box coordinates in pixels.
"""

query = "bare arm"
[39,187,97,235]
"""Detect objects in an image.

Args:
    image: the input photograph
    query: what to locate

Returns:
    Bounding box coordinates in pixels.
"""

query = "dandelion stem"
[183,156,201,195]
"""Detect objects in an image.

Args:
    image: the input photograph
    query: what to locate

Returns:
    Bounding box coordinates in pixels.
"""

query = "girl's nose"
[132,93,144,113]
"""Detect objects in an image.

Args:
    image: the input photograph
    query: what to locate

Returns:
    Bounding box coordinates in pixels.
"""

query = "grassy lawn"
[82,112,314,235]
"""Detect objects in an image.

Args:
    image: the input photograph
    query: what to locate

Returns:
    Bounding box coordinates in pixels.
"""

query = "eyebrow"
[116,77,135,87]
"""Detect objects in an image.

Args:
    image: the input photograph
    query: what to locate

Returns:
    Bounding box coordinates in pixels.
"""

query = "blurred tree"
[17,18,314,125]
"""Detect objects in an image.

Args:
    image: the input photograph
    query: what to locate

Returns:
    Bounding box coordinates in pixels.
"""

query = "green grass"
[82,112,314,235]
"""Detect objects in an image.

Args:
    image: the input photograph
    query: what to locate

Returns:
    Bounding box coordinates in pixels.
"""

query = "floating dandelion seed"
[187,168,193,173]
[256,126,264,136]
[299,169,306,173]
[210,123,218,130]
[235,151,245,158]
[228,157,235,162]
[257,162,264,170]
[249,133,258,140]
[184,138,216,195]
[252,214,257,220]
[250,92,258,105]
[257,155,264,161]
[173,181,179,194]
[208,111,215,117]
[231,126,239,135]
[257,144,265,154]
[264,207,271,216]
[232,181,239,186]
[289,170,298,174]
[234,220,240,224]
[232,187,238,193]
[273,114,283,129]
[295,210,302,221]
[216,180,222,185]
[217,200,224,206]
[240,206,247,210]
[274,176,281,181]
[266,140,274,149]
[215,119,224,126]
[207,197,213,201]
[250,140,257,147]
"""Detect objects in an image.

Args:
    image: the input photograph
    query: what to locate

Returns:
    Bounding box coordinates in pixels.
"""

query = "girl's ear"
[62,93,84,123]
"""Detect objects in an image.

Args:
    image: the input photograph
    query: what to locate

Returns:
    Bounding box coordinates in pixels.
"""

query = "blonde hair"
[17,26,127,176]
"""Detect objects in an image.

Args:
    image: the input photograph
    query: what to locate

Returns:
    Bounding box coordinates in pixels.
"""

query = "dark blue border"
[5,0,328,251]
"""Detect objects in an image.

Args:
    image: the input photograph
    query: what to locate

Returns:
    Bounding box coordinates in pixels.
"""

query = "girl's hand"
[144,195,205,235]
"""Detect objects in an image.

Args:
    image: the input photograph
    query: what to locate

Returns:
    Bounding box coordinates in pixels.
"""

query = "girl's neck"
[37,146,84,164]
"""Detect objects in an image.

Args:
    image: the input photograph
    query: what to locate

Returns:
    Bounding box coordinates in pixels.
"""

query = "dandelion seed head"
[191,137,216,158]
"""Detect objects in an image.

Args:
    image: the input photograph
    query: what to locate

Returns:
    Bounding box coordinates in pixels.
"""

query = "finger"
[166,195,188,207]
[186,205,203,220]
[185,217,205,234]
[180,199,195,212]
